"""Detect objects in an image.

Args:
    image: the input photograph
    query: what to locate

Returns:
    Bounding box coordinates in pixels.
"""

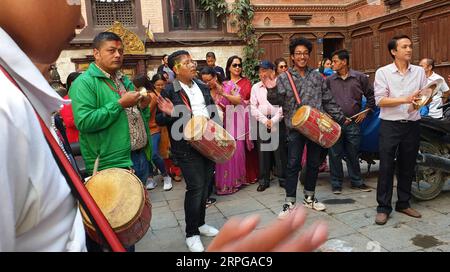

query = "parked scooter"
[412,101,450,200]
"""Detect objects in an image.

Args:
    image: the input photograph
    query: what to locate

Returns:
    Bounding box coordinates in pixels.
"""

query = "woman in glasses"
[213,56,247,195]
[224,56,259,187]
[274,58,289,76]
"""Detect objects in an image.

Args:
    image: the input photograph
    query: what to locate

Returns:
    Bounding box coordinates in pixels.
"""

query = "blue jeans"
[131,148,149,185]
[329,122,363,189]
[149,133,167,177]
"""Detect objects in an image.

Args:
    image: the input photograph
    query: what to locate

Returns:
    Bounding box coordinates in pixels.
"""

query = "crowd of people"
[2,0,449,253]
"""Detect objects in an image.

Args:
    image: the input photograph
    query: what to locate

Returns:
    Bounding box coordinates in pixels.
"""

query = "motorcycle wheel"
[411,141,445,201]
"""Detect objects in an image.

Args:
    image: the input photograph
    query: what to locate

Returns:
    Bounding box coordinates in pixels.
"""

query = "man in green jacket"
[70,32,152,185]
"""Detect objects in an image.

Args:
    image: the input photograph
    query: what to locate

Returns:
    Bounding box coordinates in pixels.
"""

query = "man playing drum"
[70,32,153,251]
[267,38,348,217]
[155,50,221,252]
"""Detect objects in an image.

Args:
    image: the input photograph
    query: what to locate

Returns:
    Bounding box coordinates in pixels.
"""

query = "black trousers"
[257,121,287,185]
[176,151,215,237]
[377,120,420,214]
[285,130,325,203]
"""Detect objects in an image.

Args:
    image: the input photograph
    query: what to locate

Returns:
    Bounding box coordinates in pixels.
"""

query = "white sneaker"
[198,224,219,237]
[278,202,295,219]
[186,235,204,252]
[163,176,173,191]
[303,196,326,211]
[146,178,157,190]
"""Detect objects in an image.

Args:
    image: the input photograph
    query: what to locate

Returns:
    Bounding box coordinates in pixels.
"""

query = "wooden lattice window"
[92,0,136,27]
[168,0,219,31]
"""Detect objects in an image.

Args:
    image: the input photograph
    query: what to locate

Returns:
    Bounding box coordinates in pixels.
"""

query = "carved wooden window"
[93,0,136,27]
[168,0,219,30]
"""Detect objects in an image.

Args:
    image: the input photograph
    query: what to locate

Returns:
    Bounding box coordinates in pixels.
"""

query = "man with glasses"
[156,50,221,252]
[267,38,348,217]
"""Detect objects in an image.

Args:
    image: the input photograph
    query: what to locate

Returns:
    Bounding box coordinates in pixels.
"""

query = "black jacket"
[156,78,221,158]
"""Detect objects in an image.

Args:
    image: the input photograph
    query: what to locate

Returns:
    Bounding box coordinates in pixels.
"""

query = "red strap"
[180,91,192,112]
[286,71,302,105]
[0,65,125,252]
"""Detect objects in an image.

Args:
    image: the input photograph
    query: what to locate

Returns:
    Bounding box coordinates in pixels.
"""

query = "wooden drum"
[291,105,341,148]
[80,168,151,248]
[184,116,236,163]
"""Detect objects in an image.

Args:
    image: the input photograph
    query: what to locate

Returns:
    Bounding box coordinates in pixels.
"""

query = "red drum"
[291,105,341,148]
[80,168,151,248]
[184,116,236,163]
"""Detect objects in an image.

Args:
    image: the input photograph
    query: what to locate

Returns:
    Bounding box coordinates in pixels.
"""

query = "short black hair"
[168,50,190,70]
[66,72,81,91]
[133,74,154,91]
[93,32,122,49]
[331,49,350,65]
[200,66,222,84]
[388,34,411,59]
[162,54,168,59]
[289,38,313,56]
[206,52,216,59]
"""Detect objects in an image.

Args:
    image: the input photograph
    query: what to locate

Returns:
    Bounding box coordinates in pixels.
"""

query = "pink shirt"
[374,63,427,121]
[250,81,283,125]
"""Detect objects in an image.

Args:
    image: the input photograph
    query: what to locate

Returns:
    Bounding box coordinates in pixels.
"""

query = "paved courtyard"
[136,162,450,252]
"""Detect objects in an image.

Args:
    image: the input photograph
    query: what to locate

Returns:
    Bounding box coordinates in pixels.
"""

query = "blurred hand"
[344,117,352,126]
[207,207,328,252]
[262,71,277,89]
[354,111,368,124]
[156,95,174,116]
[265,119,272,129]
[119,92,141,108]
[139,91,152,109]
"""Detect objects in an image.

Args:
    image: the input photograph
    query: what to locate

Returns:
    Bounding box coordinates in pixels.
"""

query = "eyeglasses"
[177,60,198,68]
[278,65,288,68]
[294,52,310,57]
[231,63,242,68]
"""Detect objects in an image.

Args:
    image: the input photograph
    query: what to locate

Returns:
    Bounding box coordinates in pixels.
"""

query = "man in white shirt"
[0,0,87,251]
[373,34,427,225]
[419,58,450,119]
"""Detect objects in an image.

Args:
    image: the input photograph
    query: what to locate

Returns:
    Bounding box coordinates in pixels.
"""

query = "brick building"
[57,0,449,83]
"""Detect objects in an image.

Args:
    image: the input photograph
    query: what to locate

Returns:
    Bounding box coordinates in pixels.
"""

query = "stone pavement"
[136,163,450,252]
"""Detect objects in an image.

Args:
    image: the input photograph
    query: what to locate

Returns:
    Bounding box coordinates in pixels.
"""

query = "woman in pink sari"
[208,57,246,195]
[225,56,259,184]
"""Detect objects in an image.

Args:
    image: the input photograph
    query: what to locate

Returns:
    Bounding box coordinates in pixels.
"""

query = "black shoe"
[205,198,217,208]
[257,184,269,192]
[351,184,372,192]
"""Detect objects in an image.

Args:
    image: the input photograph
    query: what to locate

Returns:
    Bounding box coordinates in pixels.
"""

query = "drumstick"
[350,108,371,119]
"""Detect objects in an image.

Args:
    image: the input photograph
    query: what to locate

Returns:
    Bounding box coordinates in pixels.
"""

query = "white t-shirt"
[427,72,450,119]
[179,80,209,118]
[0,28,86,252]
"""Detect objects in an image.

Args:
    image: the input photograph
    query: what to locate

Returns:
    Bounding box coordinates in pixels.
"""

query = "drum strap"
[180,91,193,113]
[0,65,126,252]
[286,71,302,105]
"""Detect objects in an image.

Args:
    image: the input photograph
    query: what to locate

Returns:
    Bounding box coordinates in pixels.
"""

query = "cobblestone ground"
[136,162,450,252]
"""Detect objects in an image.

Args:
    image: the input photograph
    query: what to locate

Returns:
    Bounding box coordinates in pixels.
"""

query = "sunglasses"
[231,63,242,68]
[278,65,288,68]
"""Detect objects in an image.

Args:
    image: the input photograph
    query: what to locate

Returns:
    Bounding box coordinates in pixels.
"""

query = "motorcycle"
[412,101,450,200]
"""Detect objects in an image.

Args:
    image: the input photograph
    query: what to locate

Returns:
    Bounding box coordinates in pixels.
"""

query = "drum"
[291,105,341,148]
[80,168,152,248]
[184,115,236,163]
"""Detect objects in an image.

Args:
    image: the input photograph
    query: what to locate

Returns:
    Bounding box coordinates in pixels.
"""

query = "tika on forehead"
[66,0,81,5]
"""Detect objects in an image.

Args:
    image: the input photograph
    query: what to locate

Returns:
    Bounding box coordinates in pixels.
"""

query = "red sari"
[236,77,259,184]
